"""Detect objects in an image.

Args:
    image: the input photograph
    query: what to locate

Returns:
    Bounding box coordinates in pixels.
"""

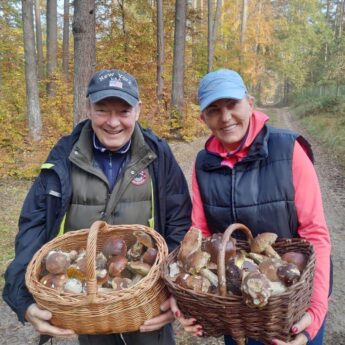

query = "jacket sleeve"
[2,171,60,323]
[292,142,331,340]
[155,141,192,252]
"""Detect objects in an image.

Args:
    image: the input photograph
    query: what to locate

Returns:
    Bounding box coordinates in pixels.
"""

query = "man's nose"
[107,113,120,126]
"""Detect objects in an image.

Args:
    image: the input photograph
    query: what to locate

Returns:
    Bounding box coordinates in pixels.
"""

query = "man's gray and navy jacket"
[3,120,192,323]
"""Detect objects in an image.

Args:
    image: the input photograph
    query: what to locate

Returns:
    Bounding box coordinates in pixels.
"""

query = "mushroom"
[102,236,127,259]
[95,252,107,269]
[281,252,307,272]
[277,263,301,286]
[96,268,109,285]
[66,264,86,281]
[63,278,83,294]
[182,250,218,287]
[45,250,71,274]
[177,227,202,264]
[241,271,271,308]
[127,231,154,260]
[225,259,243,295]
[250,233,280,259]
[175,273,211,293]
[169,262,181,279]
[111,277,132,290]
[258,257,285,282]
[107,256,128,277]
[269,281,287,295]
[126,261,151,276]
[142,247,158,265]
[40,273,67,291]
[203,233,236,264]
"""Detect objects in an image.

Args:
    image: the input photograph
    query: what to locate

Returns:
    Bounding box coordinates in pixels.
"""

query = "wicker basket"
[26,221,169,334]
[162,223,315,345]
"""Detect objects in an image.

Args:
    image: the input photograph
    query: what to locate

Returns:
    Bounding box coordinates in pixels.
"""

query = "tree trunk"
[171,0,187,114]
[239,0,248,68]
[156,0,164,101]
[22,0,42,141]
[72,0,96,126]
[46,0,57,96]
[207,0,214,72]
[34,0,44,80]
[62,0,70,79]
[119,0,128,61]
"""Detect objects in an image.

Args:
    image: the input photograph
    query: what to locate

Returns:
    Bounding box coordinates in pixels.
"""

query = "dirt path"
[1,108,344,345]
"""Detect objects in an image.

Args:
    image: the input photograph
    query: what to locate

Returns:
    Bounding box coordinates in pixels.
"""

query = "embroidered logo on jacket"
[131,170,148,186]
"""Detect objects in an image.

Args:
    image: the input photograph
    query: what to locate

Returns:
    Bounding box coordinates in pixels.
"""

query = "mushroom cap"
[177,227,202,263]
[45,251,71,275]
[203,233,236,264]
[107,256,128,277]
[281,252,307,272]
[241,271,272,308]
[133,231,154,248]
[102,236,127,258]
[184,250,210,274]
[250,232,278,253]
[258,257,284,282]
[142,247,158,265]
[126,261,151,276]
[277,263,301,286]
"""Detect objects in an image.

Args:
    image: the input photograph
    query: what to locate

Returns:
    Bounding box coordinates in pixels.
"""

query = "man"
[3,69,192,345]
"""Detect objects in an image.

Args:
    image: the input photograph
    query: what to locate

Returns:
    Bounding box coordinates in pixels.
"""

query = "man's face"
[88,97,140,151]
[200,97,253,151]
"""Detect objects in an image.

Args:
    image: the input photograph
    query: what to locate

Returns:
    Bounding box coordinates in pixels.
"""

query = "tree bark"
[62,0,70,79]
[46,0,57,96]
[156,0,164,101]
[207,0,214,72]
[171,0,187,114]
[239,0,248,68]
[72,0,96,126]
[34,0,44,80]
[22,0,42,141]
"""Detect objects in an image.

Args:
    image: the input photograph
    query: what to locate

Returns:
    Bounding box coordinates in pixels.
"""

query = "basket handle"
[86,220,109,303]
[217,223,254,297]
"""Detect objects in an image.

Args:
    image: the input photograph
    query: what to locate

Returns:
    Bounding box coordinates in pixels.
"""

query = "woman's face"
[200,97,253,151]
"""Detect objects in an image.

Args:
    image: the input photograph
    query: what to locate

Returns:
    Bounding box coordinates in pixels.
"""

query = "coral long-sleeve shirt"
[191,111,331,340]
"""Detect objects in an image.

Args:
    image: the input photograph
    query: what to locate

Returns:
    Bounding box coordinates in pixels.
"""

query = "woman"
[172,69,331,345]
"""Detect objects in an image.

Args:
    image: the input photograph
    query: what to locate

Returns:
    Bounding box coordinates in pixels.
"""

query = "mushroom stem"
[218,223,254,296]
[200,268,218,287]
[264,246,280,259]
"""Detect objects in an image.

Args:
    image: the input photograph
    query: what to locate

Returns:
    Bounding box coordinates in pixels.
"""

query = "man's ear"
[86,99,92,119]
[135,101,142,121]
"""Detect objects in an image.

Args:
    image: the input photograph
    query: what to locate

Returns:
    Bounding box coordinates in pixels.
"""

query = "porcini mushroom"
[258,257,285,282]
[175,272,211,293]
[107,256,128,277]
[102,236,127,259]
[111,277,132,290]
[45,250,71,274]
[177,227,202,263]
[203,233,236,264]
[277,263,301,286]
[250,233,280,259]
[127,231,154,260]
[40,273,67,291]
[281,252,307,272]
[63,278,83,294]
[241,271,271,308]
[126,261,151,276]
[142,247,158,265]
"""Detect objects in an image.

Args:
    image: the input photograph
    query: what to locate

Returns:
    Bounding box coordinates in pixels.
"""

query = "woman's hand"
[272,312,311,345]
[25,303,76,339]
[140,297,175,332]
[170,296,203,337]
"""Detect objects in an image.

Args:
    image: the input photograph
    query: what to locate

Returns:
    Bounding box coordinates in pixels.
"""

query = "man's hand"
[25,303,76,339]
[140,297,175,332]
[272,313,311,345]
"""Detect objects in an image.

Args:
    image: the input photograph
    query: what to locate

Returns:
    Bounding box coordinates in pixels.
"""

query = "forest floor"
[0,107,344,345]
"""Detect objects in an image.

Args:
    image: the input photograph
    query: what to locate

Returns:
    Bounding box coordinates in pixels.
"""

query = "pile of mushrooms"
[169,224,307,309]
[40,231,158,294]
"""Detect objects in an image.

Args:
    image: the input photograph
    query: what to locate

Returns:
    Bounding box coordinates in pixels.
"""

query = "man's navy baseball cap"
[86,69,139,106]
[198,69,247,111]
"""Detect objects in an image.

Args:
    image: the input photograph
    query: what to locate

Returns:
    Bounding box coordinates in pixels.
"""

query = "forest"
[1,0,345,178]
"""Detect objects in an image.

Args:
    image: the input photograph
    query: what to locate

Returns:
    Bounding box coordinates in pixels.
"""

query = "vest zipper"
[230,168,236,222]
